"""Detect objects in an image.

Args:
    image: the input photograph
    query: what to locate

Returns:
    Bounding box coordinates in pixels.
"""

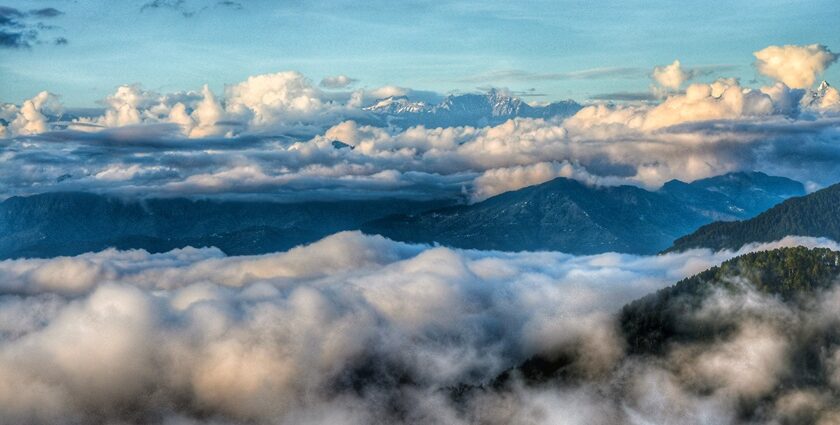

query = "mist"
[1,232,839,424]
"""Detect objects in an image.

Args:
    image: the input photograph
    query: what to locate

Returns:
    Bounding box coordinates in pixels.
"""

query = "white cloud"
[754,44,838,88]
[653,59,691,90]
[569,78,776,133]
[1,45,840,201]
[2,96,839,201]
[224,71,332,129]
[1,91,62,136]
[366,85,410,99]
[64,72,351,138]
[96,84,158,127]
[185,84,227,138]
[319,75,358,89]
[471,160,630,202]
[0,233,837,423]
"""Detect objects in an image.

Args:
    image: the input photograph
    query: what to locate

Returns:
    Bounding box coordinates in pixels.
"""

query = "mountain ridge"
[0,194,452,259]
[666,182,840,253]
[364,89,582,128]
[361,171,805,255]
[0,172,806,259]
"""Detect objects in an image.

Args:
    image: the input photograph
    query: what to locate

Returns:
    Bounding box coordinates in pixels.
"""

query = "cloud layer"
[1,44,839,201]
[0,232,838,424]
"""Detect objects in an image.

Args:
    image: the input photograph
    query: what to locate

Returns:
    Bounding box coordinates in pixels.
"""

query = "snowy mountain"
[364,96,430,114]
[361,172,804,255]
[801,80,839,110]
[364,89,582,128]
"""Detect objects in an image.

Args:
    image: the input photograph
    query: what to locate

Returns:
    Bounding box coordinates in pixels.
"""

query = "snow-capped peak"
[801,80,839,111]
[364,96,429,114]
[817,80,830,92]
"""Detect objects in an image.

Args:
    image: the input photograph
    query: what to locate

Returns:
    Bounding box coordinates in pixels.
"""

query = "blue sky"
[2,0,840,106]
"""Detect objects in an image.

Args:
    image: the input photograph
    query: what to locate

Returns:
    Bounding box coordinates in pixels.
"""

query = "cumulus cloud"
[1,45,839,201]
[652,59,691,90]
[650,61,738,97]
[754,44,838,88]
[0,232,837,424]
[0,91,62,137]
[180,84,228,138]
[63,73,367,138]
[224,71,332,128]
[2,93,840,201]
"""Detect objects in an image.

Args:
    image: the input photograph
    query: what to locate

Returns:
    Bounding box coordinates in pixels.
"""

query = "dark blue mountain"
[667,181,840,252]
[361,172,805,255]
[0,172,804,258]
[659,171,806,221]
[0,194,452,259]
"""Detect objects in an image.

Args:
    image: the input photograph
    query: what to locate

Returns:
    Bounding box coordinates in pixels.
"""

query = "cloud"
[471,160,631,202]
[29,8,63,18]
[2,88,839,201]
[754,44,838,88]
[650,61,739,98]
[1,45,839,200]
[141,0,197,17]
[320,75,359,89]
[364,85,411,99]
[0,5,66,48]
[216,1,243,10]
[67,73,349,137]
[652,59,691,90]
[0,91,63,136]
[223,71,365,132]
[0,232,837,423]
[57,75,441,140]
[140,0,244,17]
[0,30,31,48]
[567,77,797,135]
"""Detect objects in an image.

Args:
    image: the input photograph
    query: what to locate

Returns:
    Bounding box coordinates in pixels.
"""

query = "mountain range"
[363,89,582,128]
[0,171,807,259]
[0,194,452,259]
[475,246,840,425]
[362,172,805,255]
[667,182,840,252]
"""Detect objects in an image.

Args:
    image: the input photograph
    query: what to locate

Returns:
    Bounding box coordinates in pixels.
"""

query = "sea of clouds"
[1,44,839,201]
[4,42,840,424]
[1,232,840,424]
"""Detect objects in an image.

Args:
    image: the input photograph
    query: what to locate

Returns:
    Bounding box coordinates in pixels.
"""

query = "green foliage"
[464,246,840,401]
[620,246,840,355]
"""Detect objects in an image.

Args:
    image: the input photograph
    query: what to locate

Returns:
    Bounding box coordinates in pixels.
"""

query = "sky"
[3,0,840,106]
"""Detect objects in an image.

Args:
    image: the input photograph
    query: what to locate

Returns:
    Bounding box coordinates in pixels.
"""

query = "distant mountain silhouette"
[0,172,805,258]
[667,182,840,252]
[362,172,805,255]
[0,193,452,259]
